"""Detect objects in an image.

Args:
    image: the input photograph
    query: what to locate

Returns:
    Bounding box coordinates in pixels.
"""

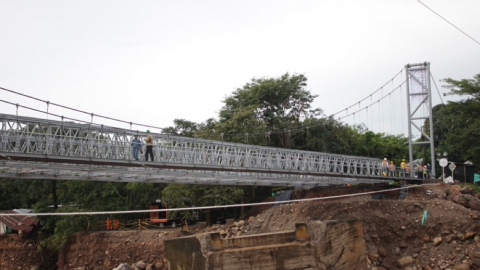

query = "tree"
[433,74,480,166]
[217,73,321,148]
[442,74,480,101]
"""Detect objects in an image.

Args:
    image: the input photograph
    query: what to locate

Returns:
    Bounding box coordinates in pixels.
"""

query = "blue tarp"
[474,173,480,184]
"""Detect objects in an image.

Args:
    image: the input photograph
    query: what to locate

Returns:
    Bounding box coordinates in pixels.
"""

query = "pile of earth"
[1,183,479,270]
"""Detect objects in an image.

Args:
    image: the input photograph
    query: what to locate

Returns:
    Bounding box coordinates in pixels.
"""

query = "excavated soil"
[1,183,480,270]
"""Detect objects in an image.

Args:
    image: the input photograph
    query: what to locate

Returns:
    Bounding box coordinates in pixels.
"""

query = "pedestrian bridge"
[0,114,403,186]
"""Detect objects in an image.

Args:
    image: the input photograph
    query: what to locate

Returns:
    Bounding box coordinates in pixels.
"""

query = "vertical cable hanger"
[46,101,50,120]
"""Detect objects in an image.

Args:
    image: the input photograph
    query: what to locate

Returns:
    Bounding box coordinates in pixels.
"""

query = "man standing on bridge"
[131,134,143,161]
[144,130,154,161]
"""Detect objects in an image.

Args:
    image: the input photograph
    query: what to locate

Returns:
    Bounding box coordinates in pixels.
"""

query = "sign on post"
[439,158,448,181]
[448,162,456,183]
[448,162,456,171]
[439,158,448,167]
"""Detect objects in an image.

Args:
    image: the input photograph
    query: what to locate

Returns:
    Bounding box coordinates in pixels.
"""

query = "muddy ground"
[1,183,480,270]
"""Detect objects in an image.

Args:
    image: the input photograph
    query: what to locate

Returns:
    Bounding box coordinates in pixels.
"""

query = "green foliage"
[161,184,244,220]
[217,73,321,147]
[162,184,244,207]
[442,74,480,101]
[434,73,480,166]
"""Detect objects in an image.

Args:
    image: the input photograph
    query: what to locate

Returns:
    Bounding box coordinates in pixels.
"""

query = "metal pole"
[426,63,436,178]
[406,65,414,178]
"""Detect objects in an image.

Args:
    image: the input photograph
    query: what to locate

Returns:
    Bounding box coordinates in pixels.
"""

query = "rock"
[238,220,245,226]
[452,264,470,270]
[399,241,408,248]
[248,216,255,222]
[460,186,474,195]
[446,234,454,243]
[30,266,40,270]
[447,185,462,199]
[452,194,475,207]
[135,260,147,270]
[377,247,387,257]
[465,231,477,239]
[257,218,264,223]
[146,264,154,270]
[369,253,380,262]
[474,252,480,259]
[115,264,131,270]
[472,258,480,268]
[154,262,163,269]
[423,235,431,242]
[468,199,480,211]
[397,256,414,268]
[433,236,443,246]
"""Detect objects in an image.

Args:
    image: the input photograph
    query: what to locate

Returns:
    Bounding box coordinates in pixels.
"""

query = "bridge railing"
[1,114,386,177]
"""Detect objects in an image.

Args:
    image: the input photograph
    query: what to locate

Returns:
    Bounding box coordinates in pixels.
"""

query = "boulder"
[452,264,470,270]
[461,186,474,195]
[397,256,414,268]
[452,194,475,207]
[468,198,480,211]
[446,185,461,199]
[472,258,480,268]
[115,264,131,270]
[433,236,443,246]
[465,231,477,239]
[135,261,147,270]
[377,247,387,257]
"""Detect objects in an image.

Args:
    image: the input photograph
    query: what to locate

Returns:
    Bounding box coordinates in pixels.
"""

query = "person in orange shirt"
[388,161,396,177]
[106,217,111,230]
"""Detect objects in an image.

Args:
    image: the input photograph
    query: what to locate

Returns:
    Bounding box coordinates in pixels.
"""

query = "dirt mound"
[1,184,480,270]
[223,184,480,269]
[0,234,54,269]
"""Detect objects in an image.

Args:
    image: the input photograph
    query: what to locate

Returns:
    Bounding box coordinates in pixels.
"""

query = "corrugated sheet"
[0,210,38,233]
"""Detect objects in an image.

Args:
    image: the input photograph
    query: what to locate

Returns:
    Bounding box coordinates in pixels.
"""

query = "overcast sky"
[1,0,479,135]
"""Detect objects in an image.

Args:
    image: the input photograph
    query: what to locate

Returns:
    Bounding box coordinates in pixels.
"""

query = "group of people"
[381,158,431,179]
[131,130,154,161]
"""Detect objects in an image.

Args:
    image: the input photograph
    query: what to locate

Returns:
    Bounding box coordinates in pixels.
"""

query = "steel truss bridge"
[0,114,406,186]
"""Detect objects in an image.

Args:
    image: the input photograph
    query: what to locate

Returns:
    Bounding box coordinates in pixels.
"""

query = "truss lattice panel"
[0,114,398,186]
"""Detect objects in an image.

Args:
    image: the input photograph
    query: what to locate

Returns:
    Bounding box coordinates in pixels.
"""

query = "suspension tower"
[405,62,435,178]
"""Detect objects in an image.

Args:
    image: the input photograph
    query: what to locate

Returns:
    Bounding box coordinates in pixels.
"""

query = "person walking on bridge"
[382,158,388,176]
[400,159,406,177]
[131,134,143,161]
[144,130,154,161]
[389,161,396,177]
